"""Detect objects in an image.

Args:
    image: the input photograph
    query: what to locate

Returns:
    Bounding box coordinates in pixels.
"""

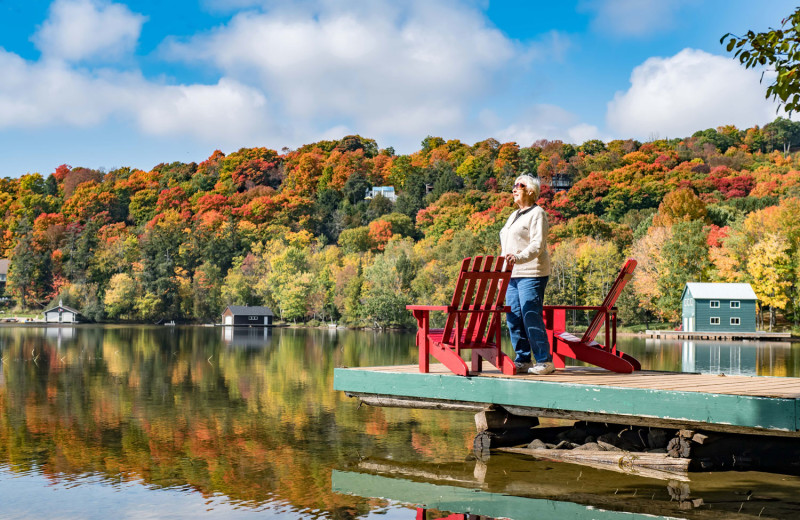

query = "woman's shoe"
[528,361,555,375]
[514,361,532,372]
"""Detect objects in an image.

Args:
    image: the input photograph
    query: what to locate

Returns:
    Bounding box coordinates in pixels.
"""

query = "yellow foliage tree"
[103,273,138,319]
[652,188,707,227]
[747,233,792,330]
[630,226,672,318]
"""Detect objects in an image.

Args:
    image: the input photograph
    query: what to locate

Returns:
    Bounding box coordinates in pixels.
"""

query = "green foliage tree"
[129,188,159,226]
[762,117,800,153]
[338,226,371,254]
[361,252,412,328]
[7,224,47,308]
[426,161,463,202]
[380,212,415,239]
[222,255,261,307]
[343,171,372,205]
[366,193,393,221]
[138,212,187,319]
[192,262,223,321]
[656,220,711,321]
[421,136,446,155]
[722,8,800,113]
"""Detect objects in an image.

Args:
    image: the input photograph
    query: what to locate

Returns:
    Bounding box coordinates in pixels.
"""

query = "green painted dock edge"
[334,368,800,433]
[331,470,682,520]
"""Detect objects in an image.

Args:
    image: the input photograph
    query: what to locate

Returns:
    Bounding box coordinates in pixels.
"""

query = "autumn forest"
[3,118,800,330]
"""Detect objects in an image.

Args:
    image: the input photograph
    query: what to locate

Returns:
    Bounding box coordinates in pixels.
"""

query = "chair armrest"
[544,305,605,311]
[406,305,451,311]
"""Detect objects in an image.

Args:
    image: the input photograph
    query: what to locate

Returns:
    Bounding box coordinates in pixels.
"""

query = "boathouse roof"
[43,303,83,315]
[683,282,757,300]
[223,305,274,316]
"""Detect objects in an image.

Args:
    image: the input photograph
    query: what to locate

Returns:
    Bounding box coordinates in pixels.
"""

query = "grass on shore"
[1,311,42,319]
[617,323,673,333]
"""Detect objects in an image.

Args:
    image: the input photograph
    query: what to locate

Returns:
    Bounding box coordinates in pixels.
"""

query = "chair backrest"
[580,258,637,343]
[441,256,513,345]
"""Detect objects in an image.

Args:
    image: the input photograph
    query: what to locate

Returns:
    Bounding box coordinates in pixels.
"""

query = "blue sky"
[0,0,796,178]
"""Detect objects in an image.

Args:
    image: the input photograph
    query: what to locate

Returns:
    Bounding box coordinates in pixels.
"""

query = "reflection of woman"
[499,174,554,375]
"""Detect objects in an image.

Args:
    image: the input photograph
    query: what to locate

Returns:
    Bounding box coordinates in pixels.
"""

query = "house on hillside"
[0,259,8,295]
[364,186,397,202]
[44,300,84,323]
[681,283,757,333]
[221,305,274,326]
[550,173,572,192]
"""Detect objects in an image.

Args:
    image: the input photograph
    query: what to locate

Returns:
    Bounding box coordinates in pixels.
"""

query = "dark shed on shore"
[221,305,274,326]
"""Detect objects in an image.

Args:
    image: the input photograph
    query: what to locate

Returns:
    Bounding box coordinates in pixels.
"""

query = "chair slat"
[464,255,494,343]
[460,256,482,311]
[441,257,472,344]
[485,256,511,340]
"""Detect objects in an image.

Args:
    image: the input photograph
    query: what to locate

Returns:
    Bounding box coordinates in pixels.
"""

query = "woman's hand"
[504,253,516,267]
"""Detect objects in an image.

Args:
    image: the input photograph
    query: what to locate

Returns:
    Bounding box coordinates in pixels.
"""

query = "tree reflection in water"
[0,325,470,517]
[2,326,800,518]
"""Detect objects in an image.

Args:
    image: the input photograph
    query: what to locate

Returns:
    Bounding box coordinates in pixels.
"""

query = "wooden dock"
[334,364,800,437]
[645,329,791,340]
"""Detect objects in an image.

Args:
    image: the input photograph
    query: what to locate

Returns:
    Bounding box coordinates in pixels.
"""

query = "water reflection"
[221,325,273,348]
[639,338,798,376]
[333,455,800,519]
[0,325,436,518]
[1,326,800,518]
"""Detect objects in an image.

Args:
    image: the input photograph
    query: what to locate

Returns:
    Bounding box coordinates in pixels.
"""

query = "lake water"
[1,326,800,519]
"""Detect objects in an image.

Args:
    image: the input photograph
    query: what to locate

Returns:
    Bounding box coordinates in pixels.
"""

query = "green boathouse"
[681,282,757,333]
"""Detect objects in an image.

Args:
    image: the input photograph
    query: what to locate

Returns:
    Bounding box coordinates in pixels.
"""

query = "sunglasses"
[513,182,527,190]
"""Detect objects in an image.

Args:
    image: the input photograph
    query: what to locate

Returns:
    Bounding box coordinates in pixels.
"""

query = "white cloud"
[136,79,272,143]
[161,1,518,142]
[606,48,782,139]
[0,49,273,147]
[32,0,147,62]
[567,123,603,143]
[491,104,604,146]
[2,0,589,156]
[580,0,688,38]
[0,50,121,127]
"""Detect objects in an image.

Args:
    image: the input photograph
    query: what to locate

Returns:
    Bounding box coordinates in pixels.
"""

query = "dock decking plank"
[352,364,800,397]
[335,364,800,435]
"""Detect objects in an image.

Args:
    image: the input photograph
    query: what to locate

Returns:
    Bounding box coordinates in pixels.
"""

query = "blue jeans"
[506,277,550,364]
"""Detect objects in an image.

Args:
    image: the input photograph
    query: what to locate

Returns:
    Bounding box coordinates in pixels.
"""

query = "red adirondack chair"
[407,256,516,376]
[543,258,641,373]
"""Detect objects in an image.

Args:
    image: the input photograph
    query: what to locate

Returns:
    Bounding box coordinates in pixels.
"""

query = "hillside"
[2,119,800,330]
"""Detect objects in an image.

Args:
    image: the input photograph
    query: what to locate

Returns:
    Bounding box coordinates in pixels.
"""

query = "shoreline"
[1,322,795,340]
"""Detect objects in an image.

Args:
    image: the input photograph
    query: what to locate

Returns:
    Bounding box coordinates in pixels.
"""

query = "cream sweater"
[499,205,551,278]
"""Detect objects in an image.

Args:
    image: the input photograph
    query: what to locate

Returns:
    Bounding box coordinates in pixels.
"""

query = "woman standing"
[499,174,554,375]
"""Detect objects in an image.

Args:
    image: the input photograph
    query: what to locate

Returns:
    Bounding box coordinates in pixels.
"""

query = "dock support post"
[475,407,540,432]
[473,407,540,458]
